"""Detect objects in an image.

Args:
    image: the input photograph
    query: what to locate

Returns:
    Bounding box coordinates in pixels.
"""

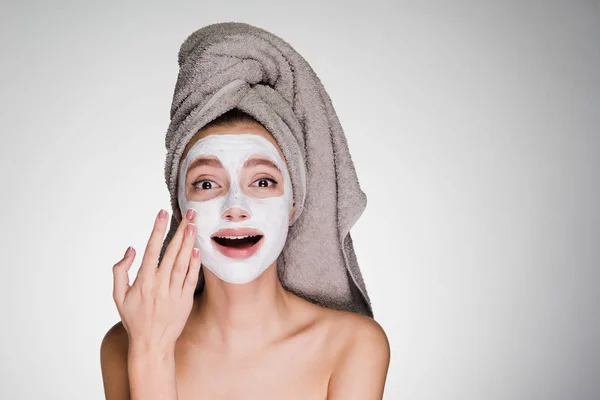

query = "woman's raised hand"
[111,208,201,352]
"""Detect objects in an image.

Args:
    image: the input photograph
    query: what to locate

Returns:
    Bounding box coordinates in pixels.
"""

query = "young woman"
[101,21,390,399]
[100,109,389,399]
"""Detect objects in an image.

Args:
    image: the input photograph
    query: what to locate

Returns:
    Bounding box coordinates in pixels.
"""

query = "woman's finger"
[169,223,196,292]
[136,209,169,283]
[182,247,201,298]
[112,246,135,307]
[157,208,196,282]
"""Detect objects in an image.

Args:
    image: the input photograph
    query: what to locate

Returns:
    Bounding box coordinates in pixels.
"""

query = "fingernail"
[158,209,168,220]
[192,248,199,258]
[186,208,196,221]
[186,223,196,236]
[124,246,133,258]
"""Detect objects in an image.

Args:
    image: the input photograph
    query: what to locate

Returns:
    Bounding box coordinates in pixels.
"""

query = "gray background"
[1,1,599,399]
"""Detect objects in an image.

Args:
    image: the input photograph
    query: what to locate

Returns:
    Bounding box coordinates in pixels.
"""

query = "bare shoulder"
[100,321,130,399]
[315,307,390,399]
[288,294,389,361]
[322,307,390,360]
[101,320,129,354]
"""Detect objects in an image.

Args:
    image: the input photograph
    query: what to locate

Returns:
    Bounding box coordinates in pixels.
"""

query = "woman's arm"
[102,208,201,400]
[100,323,179,400]
[327,317,391,400]
[127,343,178,400]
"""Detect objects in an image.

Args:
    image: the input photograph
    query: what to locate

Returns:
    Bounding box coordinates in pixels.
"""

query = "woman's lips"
[211,236,264,259]
[210,228,264,260]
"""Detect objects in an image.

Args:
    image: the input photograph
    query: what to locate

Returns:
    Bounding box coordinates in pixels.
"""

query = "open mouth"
[212,234,263,249]
[210,229,264,259]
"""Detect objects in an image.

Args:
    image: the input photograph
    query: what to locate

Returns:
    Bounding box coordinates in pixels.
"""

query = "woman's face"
[177,122,295,284]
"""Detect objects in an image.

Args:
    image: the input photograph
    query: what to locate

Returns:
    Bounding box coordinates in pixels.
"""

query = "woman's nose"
[222,207,250,222]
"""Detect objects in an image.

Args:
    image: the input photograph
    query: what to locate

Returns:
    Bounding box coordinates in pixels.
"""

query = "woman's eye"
[252,178,277,188]
[193,180,219,190]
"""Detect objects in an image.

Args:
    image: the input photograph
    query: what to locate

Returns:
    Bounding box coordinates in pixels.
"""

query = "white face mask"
[177,133,293,284]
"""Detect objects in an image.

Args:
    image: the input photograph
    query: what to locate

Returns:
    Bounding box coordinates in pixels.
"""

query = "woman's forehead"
[184,135,284,173]
[182,122,285,161]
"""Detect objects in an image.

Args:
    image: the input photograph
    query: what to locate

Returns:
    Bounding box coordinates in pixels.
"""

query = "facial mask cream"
[177,133,293,284]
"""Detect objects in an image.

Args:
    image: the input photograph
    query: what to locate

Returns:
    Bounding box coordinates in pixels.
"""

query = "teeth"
[216,235,258,240]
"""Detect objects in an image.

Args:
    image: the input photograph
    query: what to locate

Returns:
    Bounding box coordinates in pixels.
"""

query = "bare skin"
[100,122,390,399]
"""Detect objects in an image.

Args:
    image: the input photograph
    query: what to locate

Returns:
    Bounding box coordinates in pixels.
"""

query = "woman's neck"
[191,262,294,354]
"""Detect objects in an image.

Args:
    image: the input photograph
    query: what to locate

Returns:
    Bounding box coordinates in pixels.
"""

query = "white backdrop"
[1,1,599,399]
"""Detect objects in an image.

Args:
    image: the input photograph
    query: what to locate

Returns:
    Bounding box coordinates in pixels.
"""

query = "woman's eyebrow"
[187,157,224,171]
[243,157,281,172]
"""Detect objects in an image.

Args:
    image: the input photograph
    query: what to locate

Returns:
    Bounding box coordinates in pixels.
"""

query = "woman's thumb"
[112,246,134,307]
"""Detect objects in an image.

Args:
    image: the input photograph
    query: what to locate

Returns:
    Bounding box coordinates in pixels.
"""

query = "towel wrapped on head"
[158,22,373,317]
